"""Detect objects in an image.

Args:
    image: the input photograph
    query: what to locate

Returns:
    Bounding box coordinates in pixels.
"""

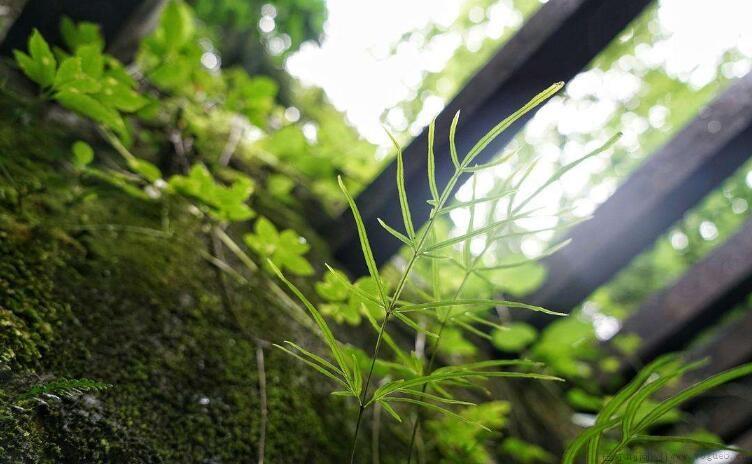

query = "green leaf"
[377,218,413,247]
[76,44,104,79]
[427,118,439,202]
[28,29,57,87]
[449,110,460,169]
[338,176,387,305]
[435,189,517,215]
[462,149,518,173]
[60,17,104,52]
[127,158,162,182]
[635,363,752,433]
[273,343,347,387]
[464,82,563,166]
[54,57,101,94]
[99,76,147,112]
[629,435,750,455]
[491,322,537,353]
[315,268,351,302]
[268,261,353,390]
[386,129,415,238]
[54,90,126,134]
[515,133,621,213]
[161,0,195,51]
[71,141,94,168]
[379,400,402,422]
[586,353,680,463]
[397,298,566,317]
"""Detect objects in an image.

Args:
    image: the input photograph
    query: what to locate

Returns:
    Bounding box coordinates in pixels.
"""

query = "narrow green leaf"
[273,343,347,387]
[635,363,752,433]
[476,239,571,271]
[386,129,415,238]
[427,118,439,202]
[379,400,402,423]
[398,298,566,317]
[268,260,352,382]
[425,210,532,252]
[390,397,492,432]
[515,133,621,213]
[377,218,413,247]
[461,149,518,173]
[562,418,620,464]
[586,353,681,462]
[630,435,750,455]
[449,110,460,169]
[337,176,387,306]
[464,82,563,166]
[436,189,516,215]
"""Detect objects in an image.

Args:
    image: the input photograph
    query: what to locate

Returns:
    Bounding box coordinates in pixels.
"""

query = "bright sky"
[287,0,752,147]
[286,0,524,145]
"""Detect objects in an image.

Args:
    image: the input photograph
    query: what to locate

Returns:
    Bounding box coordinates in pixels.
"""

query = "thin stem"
[351,312,390,463]
[351,158,468,461]
[256,345,268,464]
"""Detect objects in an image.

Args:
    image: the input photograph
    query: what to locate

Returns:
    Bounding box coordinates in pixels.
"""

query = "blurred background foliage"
[157,0,752,456]
[3,0,751,460]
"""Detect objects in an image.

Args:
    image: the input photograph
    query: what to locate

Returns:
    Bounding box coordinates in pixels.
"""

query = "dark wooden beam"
[732,429,752,463]
[614,219,752,367]
[321,0,654,275]
[524,72,752,328]
[0,0,164,61]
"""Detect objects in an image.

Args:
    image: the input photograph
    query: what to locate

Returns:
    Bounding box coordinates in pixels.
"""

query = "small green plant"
[270,82,622,462]
[564,354,752,463]
[244,216,314,276]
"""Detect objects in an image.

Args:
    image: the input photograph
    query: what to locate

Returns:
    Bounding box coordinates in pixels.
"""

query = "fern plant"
[564,354,752,463]
[270,82,622,462]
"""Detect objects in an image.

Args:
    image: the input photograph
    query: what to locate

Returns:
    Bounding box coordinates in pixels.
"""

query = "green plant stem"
[350,159,469,461]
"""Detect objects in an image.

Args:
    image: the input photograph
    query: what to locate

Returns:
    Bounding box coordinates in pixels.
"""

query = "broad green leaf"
[28,29,56,87]
[315,268,350,302]
[54,90,126,134]
[54,57,101,94]
[161,0,195,51]
[71,141,94,168]
[100,76,148,112]
[60,17,104,51]
[76,44,104,79]
[491,322,537,353]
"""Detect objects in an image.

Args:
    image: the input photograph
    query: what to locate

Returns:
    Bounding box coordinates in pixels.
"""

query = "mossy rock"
[0,96,374,463]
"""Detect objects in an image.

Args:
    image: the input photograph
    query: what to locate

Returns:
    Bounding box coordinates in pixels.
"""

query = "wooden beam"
[0,0,164,61]
[614,219,752,366]
[732,429,752,463]
[524,72,752,328]
[321,0,654,276]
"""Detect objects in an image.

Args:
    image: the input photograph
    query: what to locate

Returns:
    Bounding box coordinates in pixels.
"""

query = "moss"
[0,96,359,463]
